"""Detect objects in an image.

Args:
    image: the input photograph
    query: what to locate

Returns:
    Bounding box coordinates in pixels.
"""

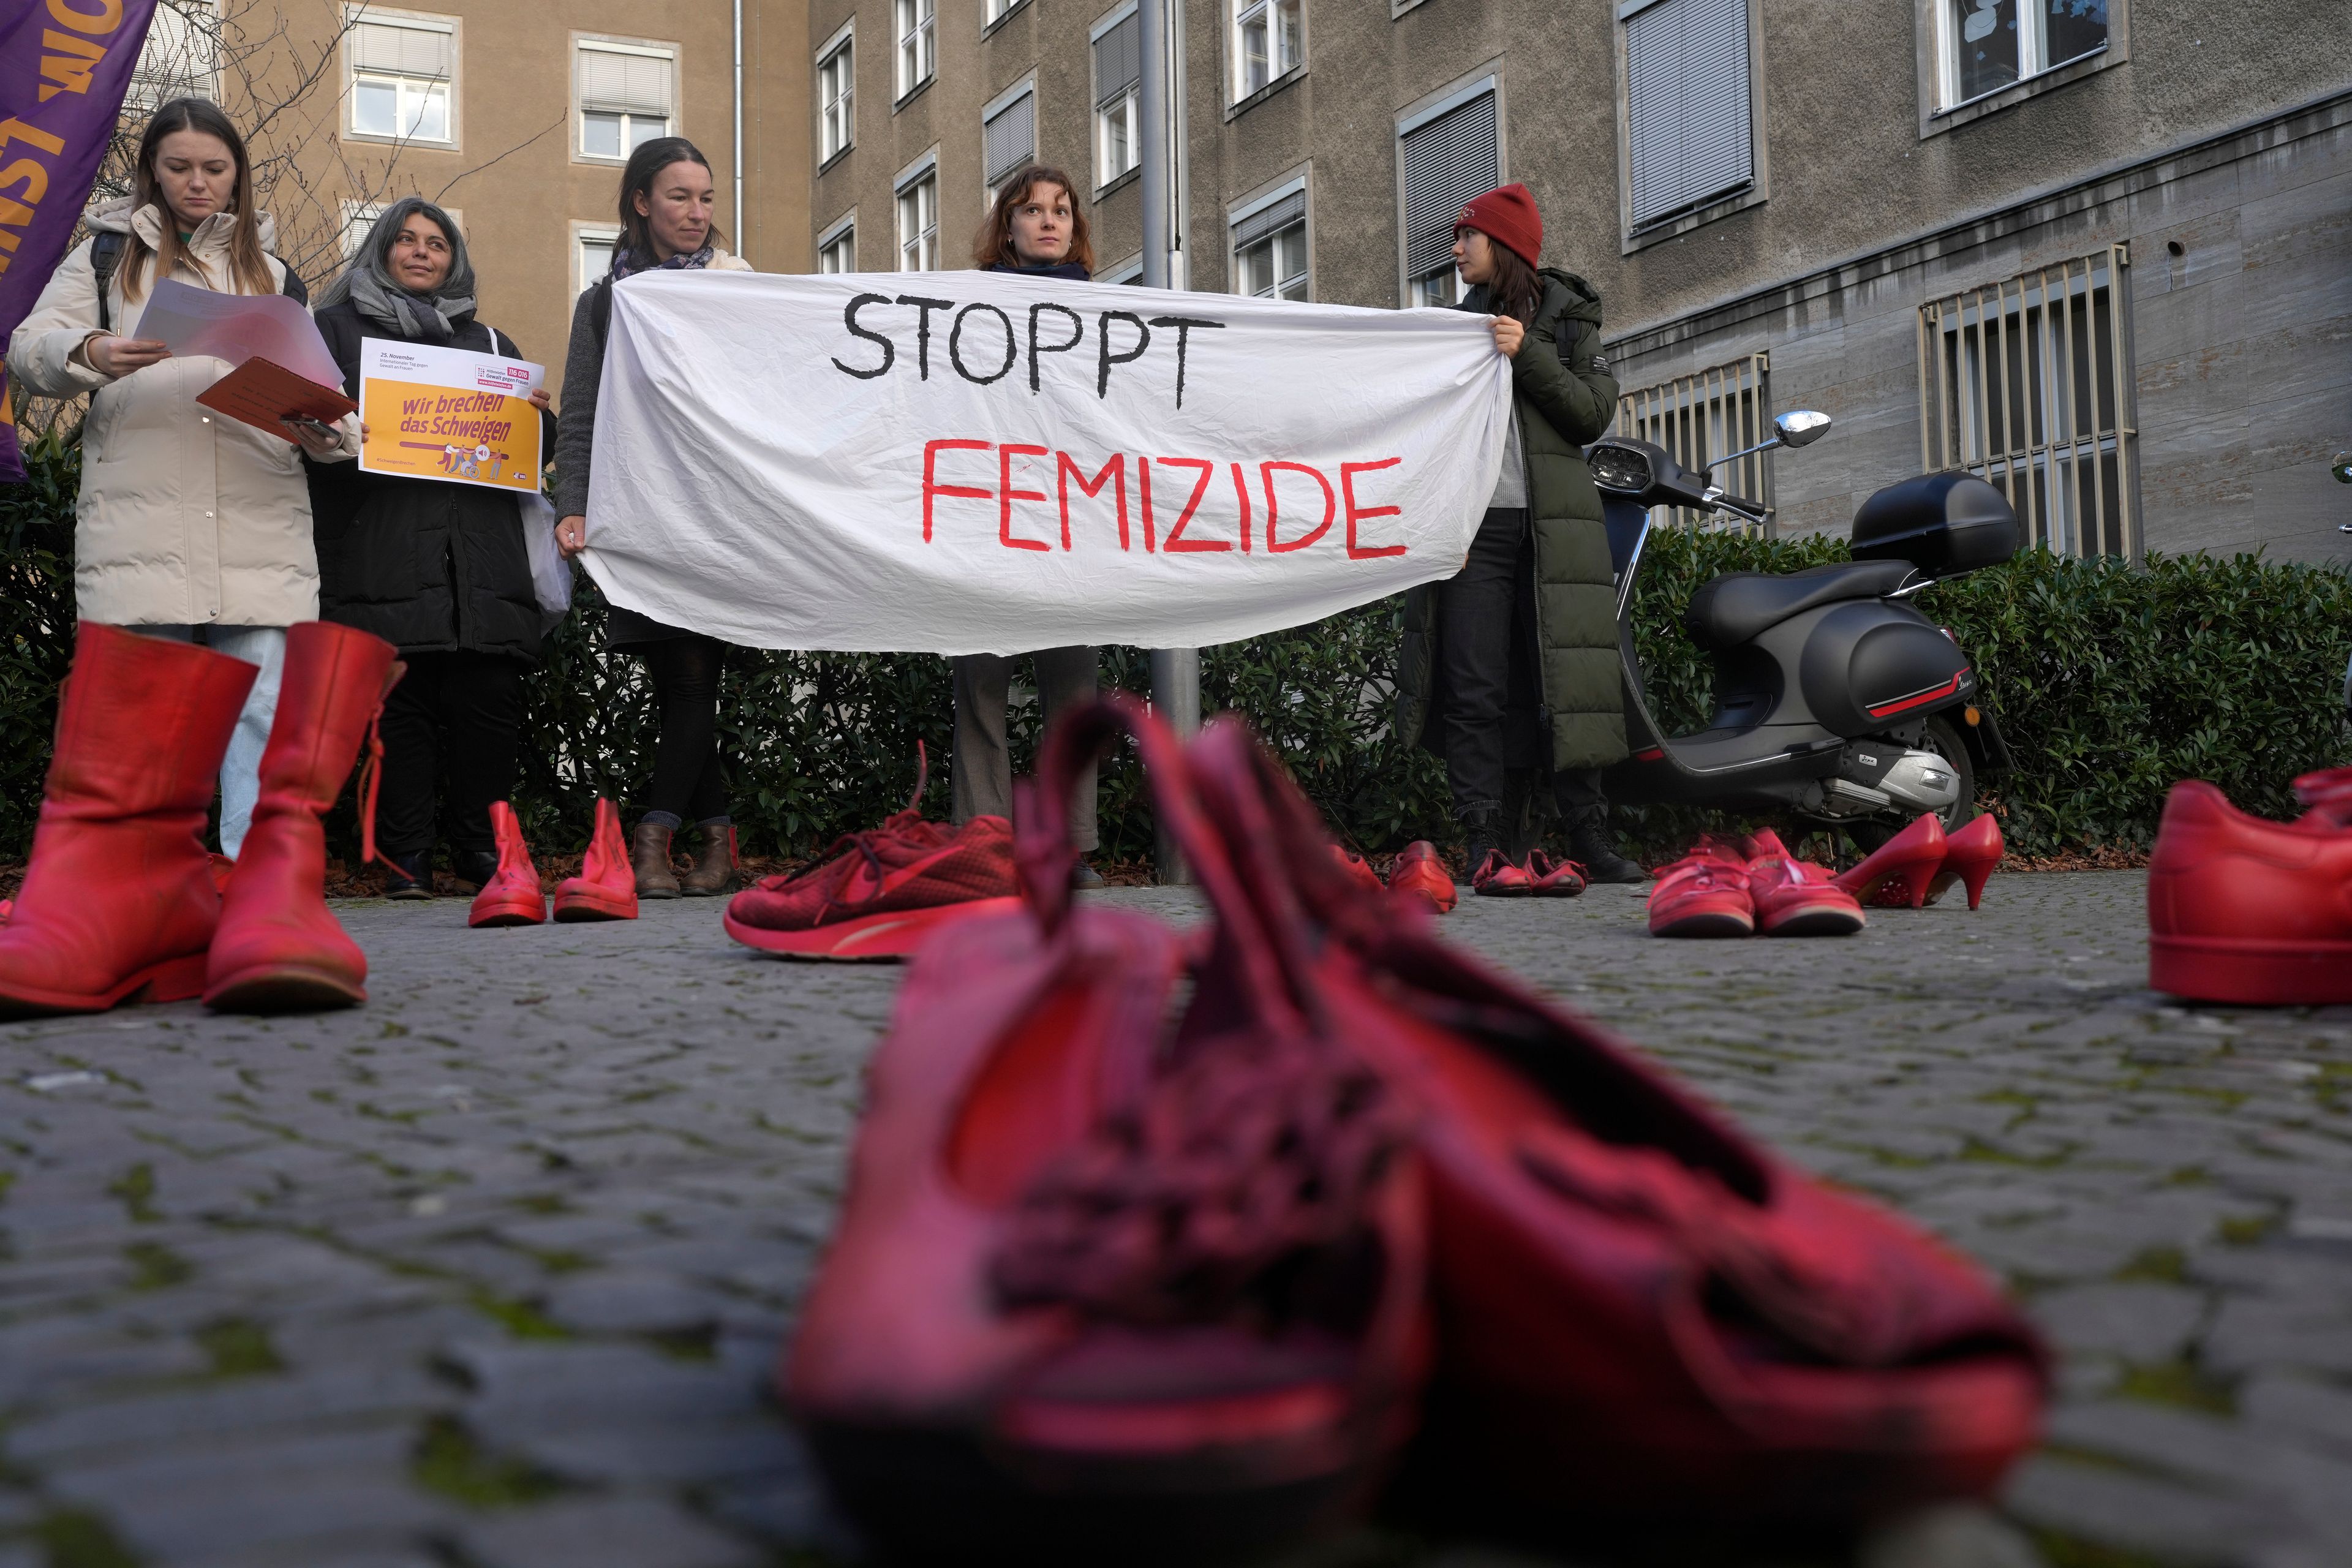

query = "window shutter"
[1095,13,1139,109]
[578,45,674,117]
[984,91,1035,186]
[1400,90,1497,282]
[352,20,451,81]
[1231,188,1305,251]
[1625,0,1752,229]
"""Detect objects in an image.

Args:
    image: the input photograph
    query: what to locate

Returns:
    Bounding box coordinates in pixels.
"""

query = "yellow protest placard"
[358,337,545,492]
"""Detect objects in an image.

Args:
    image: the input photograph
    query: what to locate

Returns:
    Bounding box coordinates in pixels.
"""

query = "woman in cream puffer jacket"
[8,99,358,856]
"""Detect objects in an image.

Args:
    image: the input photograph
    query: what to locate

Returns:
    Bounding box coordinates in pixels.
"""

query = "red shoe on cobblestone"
[1926,813,2003,910]
[1332,844,1385,895]
[726,748,1017,960]
[469,802,547,928]
[552,798,639,922]
[1387,840,1458,914]
[786,698,1428,1562]
[2148,779,2352,1005]
[1743,829,1864,937]
[1646,840,1754,938]
[1470,849,1536,897]
[1527,850,1587,898]
[0,625,254,1017]
[2293,765,2352,826]
[205,621,402,1012]
[1833,813,1947,909]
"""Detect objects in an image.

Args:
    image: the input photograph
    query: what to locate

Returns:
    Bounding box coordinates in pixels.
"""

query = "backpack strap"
[589,278,612,353]
[278,261,308,307]
[88,232,125,334]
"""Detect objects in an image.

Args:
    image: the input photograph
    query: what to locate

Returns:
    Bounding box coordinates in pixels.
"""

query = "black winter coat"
[306,300,550,662]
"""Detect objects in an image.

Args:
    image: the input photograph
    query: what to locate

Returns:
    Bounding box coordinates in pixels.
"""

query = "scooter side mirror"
[1776,410,1833,449]
[2329,450,2351,484]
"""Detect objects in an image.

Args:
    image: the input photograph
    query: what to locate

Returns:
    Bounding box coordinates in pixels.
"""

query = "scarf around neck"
[610,243,716,282]
[318,196,478,342]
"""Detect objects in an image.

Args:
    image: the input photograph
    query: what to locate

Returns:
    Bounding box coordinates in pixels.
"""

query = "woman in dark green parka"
[1393,183,1645,888]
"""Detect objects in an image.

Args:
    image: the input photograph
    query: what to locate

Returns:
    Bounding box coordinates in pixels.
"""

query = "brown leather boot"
[630,820,680,899]
[679,821,739,897]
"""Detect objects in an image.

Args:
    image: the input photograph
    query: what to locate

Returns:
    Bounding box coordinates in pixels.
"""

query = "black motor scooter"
[1591,411,2018,846]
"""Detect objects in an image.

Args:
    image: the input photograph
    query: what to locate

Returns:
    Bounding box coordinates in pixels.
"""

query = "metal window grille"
[1624,0,1752,230]
[578,46,673,118]
[1400,91,1497,292]
[352,18,453,81]
[1615,351,1774,533]
[1918,243,2138,558]
[984,91,1035,189]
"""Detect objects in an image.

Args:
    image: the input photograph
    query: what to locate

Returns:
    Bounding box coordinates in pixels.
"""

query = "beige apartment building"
[804,0,2352,562]
[123,0,813,394]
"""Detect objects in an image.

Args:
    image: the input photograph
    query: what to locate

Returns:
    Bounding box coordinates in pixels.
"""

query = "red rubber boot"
[204,622,401,1013]
[469,802,548,927]
[0,625,256,1018]
[552,798,639,921]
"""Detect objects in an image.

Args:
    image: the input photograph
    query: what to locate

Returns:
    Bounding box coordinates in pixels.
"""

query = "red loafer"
[1330,844,1385,896]
[1744,830,1864,937]
[1469,849,1536,897]
[1386,840,1458,914]
[1647,839,1754,938]
[1527,850,1587,898]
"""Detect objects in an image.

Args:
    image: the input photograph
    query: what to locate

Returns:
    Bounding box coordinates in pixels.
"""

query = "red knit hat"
[1455,183,1542,269]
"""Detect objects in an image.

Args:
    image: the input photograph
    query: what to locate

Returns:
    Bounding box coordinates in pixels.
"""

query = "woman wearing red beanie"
[1393,183,1645,892]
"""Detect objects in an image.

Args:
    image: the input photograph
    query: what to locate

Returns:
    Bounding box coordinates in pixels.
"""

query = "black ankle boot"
[1566,806,1646,884]
[385,850,434,899]
[1459,805,1504,886]
[450,848,499,891]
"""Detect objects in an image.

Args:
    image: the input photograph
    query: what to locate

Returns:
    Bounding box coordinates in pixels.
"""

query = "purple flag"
[1,0,160,482]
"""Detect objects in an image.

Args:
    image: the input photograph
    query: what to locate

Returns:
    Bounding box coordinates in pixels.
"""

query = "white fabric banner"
[581,270,1509,655]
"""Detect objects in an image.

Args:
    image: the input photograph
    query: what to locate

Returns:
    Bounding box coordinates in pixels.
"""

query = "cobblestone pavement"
[3,872,2350,1568]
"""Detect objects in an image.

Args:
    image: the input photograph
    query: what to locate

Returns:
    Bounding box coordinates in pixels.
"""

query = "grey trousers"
[951,646,1099,851]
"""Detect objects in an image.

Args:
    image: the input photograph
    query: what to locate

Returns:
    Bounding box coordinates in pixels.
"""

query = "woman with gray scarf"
[304,197,555,898]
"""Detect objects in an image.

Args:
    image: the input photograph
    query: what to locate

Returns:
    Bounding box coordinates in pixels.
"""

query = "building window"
[983,86,1036,200]
[1919,244,2138,558]
[129,0,220,112]
[1934,0,2108,109]
[1616,353,1775,533]
[818,220,856,273]
[1623,0,1752,232]
[986,0,1023,21]
[1093,7,1140,188]
[818,30,854,163]
[1398,86,1496,307]
[346,11,454,145]
[576,225,622,293]
[895,0,935,97]
[577,40,676,162]
[1231,0,1300,102]
[897,170,938,270]
[1231,187,1307,300]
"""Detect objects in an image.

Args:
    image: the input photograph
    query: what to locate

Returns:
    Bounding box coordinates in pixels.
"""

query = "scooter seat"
[1684,560,1918,650]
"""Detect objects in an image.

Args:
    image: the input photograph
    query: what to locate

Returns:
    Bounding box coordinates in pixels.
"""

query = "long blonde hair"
[119,98,275,302]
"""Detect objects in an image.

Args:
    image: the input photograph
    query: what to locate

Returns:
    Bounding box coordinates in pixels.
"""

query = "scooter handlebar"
[1711,491,1769,522]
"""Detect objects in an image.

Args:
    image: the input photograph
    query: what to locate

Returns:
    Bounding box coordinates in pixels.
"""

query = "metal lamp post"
[1138,0,1199,884]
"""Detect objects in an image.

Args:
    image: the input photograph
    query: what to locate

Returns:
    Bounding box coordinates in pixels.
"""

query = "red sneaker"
[785,697,1429,1561]
[1527,850,1587,898]
[1833,813,1947,909]
[2149,779,2352,1005]
[469,802,547,928]
[1387,840,1458,914]
[1926,813,2002,910]
[1331,844,1385,895]
[725,750,1017,960]
[1470,849,1536,897]
[1647,840,1754,938]
[1744,829,1864,937]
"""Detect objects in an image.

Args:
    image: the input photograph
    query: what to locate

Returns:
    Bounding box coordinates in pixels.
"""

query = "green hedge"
[4,432,2347,863]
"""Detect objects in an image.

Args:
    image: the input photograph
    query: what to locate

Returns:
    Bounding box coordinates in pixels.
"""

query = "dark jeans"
[376,650,526,857]
[635,635,730,826]
[952,647,1098,851]
[1434,507,1531,818]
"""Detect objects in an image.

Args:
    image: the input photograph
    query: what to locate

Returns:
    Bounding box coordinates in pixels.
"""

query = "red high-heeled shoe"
[1832,814,1947,910]
[1926,814,2002,910]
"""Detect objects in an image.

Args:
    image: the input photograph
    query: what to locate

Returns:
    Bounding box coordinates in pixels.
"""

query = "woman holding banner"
[305,198,554,898]
[1393,183,1645,893]
[551,139,753,899]
[953,167,1107,889]
[6,97,354,861]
